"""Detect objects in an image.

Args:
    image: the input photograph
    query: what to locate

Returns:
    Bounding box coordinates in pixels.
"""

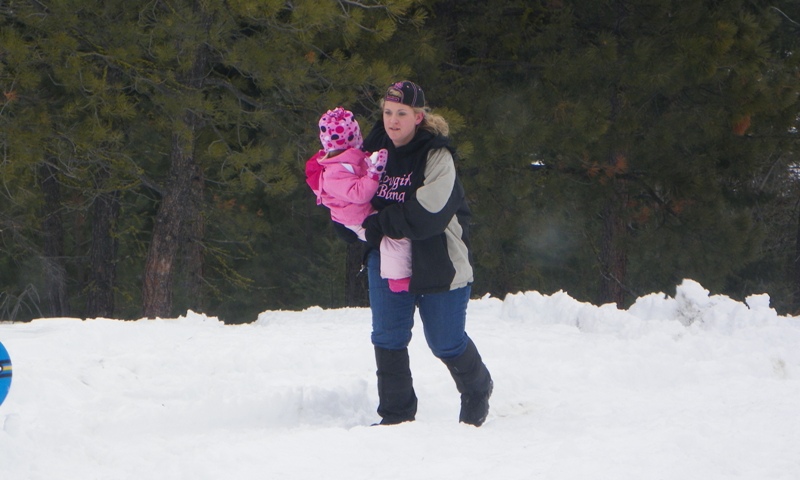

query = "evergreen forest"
[1,0,799,323]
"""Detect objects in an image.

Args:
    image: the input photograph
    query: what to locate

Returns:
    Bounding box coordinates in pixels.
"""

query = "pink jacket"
[310,148,378,226]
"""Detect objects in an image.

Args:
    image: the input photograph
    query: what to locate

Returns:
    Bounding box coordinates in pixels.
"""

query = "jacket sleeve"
[305,151,325,196]
[324,163,379,205]
[377,148,463,241]
[332,221,360,244]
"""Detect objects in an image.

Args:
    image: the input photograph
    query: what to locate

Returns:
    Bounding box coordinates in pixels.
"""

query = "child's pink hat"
[319,107,363,153]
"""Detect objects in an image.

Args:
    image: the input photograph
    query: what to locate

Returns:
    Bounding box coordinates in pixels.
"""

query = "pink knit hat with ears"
[318,107,363,153]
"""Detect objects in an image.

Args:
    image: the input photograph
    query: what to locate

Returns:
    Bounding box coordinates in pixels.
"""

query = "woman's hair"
[418,107,450,138]
[380,99,450,138]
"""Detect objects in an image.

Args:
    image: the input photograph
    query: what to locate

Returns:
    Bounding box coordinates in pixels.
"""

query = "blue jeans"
[367,249,470,359]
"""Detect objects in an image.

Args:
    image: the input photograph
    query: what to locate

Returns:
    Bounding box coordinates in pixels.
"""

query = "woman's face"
[383,102,424,147]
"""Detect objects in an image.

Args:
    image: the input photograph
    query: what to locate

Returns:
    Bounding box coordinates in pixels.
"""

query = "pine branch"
[770,6,800,29]
[530,161,684,221]
[203,77,270,110]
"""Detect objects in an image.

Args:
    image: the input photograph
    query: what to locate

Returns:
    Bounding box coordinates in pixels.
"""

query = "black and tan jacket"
[359,120,473,294]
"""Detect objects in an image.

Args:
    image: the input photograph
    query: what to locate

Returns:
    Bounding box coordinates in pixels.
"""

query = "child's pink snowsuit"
[307,148,411,286]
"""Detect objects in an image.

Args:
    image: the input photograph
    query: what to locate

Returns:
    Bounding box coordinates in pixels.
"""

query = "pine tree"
[425,0,800,307]
[2,0,423,320]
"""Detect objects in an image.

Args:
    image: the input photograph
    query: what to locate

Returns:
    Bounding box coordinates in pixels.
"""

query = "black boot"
[374,346,418,425]
[442,337,493,427]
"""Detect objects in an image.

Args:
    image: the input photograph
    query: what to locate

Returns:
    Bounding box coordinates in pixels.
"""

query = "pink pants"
[347,225,411,281]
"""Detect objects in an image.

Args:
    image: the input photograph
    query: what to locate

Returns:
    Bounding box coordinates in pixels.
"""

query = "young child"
[306,107,411,293]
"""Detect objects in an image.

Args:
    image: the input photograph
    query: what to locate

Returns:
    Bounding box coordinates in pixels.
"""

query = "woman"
[358,80,493,426]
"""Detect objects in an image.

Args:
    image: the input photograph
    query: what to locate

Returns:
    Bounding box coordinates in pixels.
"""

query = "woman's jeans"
[366,249,470,359]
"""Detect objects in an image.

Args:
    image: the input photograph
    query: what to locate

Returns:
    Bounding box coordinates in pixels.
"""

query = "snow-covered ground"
[1,279,798,480]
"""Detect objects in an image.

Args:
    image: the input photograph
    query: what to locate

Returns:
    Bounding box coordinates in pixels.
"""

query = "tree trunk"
[793,203,800,312]
[596,7,631,308]
[142,32,209,318]
[142,123,202,318]
[38,162,69,317]
[182,166,205,312]
[86,167,120,318]
[597,189,628,308]
[345,241,368,307]
[596,2,632,309]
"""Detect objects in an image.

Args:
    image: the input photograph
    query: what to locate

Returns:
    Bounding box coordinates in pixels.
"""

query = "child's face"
[383,103,423,147]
